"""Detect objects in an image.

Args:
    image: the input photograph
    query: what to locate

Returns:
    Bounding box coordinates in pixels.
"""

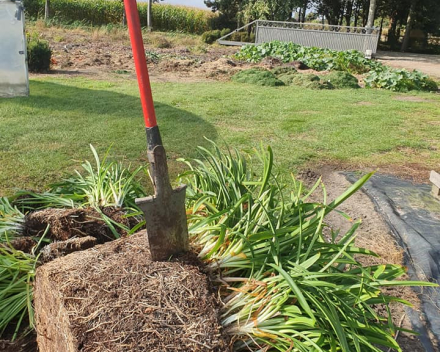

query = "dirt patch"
[8,237,37,254]
[0,331,38,352]
[34,231,228,352]
[299,166,427,352]
[23,207,134,243]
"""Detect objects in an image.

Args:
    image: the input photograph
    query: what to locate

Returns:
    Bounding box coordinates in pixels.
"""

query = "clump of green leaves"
[232,68,284,86]
[365,68,438,92]
[16,145,146,211]
[202,29,222,44]
[0,198,25,243]
[0,239,43,339]
[235,41,380,73]
[180,140,437,352]
[27,33,52,73]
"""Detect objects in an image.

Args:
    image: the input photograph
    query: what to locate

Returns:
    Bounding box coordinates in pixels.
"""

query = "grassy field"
[1,76,439,196]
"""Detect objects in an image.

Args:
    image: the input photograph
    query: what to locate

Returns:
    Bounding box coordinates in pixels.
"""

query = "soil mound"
[34,231,228,352]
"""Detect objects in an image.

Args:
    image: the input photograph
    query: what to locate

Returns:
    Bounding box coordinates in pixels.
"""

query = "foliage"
[27,34,52,73]
[324,71,360,89]
[0,198,25,243]
[236,41,438,91]
[180,140,438,352]
[235,41,382,73]
[23,0,216,34]
[205,0,303,25]
[202,28,231,44]
[0,146,147,337]
[0,244,39,339]
[15,145,146,211]
[202,29,222,44]
[364,68,439,92]
[232,68,285,86]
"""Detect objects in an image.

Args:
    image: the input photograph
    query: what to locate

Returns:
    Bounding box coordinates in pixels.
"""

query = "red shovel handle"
[124,0,157,129]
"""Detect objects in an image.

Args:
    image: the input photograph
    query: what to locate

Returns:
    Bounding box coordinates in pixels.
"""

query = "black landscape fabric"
[345,173,440,352]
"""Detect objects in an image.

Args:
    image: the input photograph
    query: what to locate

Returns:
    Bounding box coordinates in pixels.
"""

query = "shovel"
[124,0,189,261]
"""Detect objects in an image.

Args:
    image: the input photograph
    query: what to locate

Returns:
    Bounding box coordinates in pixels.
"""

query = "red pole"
[124,0,157,128]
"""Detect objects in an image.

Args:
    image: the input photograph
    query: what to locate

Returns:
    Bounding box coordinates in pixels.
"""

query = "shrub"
[220,28,231,37]
[231,69,284,87]
[324,71,360,89]
[27,34,52,73]
[201,29,221,44]
[229,31,255,43]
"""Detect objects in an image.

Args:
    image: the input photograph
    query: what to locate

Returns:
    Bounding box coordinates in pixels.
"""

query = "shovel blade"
[136,185,189,261]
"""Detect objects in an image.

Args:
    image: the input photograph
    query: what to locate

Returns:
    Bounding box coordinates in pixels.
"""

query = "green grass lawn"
[1,76,439,196]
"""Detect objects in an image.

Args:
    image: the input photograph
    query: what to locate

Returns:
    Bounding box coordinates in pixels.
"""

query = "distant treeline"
[23,0,218,34]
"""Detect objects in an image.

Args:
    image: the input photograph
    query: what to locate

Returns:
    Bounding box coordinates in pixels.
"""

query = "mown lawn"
[1,76,439,195]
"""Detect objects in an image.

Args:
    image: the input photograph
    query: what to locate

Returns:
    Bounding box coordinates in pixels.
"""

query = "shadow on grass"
[0,80,218,194]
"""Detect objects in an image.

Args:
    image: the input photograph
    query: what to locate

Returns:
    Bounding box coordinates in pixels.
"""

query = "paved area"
[376,51,440,79]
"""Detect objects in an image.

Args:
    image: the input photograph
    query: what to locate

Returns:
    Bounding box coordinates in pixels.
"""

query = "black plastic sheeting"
[345,173,440,352]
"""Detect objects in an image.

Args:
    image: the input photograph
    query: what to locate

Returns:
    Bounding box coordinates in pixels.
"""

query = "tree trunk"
[301,0,308,23]
[401,0,417,52]
[44,0,50,21]
[345,0,353,27]
[121,0,126,26]
[387,12,398,45]
[366,0,376,33]
[339,0,346,26]
[353,0,359,27]
[147,0,152,31]
[378,17,384,41]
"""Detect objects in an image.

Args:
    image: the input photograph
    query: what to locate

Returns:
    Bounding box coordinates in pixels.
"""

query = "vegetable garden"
[234,41,438,92]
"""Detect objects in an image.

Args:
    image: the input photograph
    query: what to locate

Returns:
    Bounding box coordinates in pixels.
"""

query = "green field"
[1,76,439,196]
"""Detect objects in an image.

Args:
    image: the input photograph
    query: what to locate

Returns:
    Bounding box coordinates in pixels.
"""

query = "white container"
[0,0,29,98]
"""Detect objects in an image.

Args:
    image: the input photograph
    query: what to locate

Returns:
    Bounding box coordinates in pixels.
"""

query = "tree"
[44,0,50,20]
[401,0,416,51]
[205,0,303,27]
[366,0,377,32]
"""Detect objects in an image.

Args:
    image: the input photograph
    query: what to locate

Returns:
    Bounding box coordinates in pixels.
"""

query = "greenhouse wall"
[0,0,29,98]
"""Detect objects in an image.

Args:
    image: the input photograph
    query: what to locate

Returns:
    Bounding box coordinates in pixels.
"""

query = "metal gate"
[218,20,380,55]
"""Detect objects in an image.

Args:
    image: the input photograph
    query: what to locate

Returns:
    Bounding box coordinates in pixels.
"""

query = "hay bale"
[34,231,228,352]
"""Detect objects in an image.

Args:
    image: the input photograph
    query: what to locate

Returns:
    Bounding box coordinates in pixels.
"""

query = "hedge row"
[23,0,217,34]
